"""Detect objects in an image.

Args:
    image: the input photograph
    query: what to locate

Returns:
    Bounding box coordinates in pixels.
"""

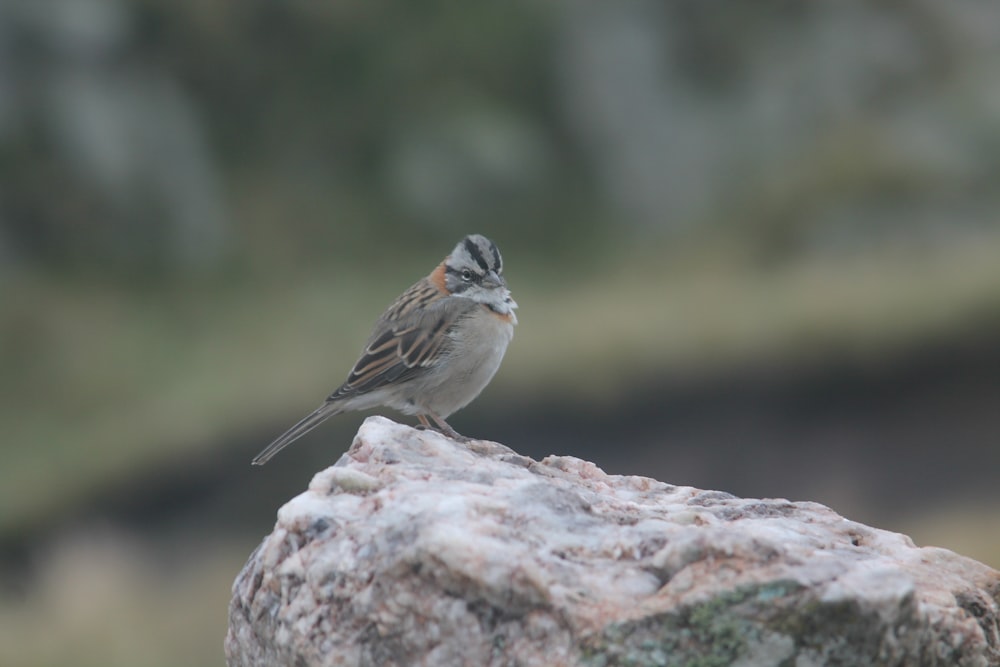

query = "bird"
[251,234,517,465]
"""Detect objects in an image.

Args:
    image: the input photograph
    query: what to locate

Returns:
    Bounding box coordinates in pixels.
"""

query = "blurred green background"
[3,1,1000,665]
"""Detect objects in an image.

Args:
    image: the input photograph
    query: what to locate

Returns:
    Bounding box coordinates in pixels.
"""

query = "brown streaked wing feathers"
[327,279,475,400]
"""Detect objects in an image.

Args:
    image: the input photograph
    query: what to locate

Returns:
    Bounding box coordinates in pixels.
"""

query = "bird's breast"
[420,307,513,416]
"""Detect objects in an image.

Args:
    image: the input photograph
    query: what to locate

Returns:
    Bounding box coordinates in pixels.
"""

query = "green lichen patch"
[580,581,803,667]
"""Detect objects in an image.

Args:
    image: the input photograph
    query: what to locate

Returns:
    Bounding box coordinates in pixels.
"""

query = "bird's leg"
[427,412,470,443]
[415,414,432,431]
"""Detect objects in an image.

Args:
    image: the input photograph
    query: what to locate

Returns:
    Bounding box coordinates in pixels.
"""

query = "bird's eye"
[461,269,473,282]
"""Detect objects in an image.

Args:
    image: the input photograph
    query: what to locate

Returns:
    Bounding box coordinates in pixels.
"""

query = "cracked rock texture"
[226,417,1000,667]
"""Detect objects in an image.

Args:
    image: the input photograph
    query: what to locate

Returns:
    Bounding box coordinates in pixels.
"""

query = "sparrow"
[251,234,517,465]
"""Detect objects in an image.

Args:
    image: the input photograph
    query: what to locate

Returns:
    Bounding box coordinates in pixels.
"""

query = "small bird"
[252,234,517,465]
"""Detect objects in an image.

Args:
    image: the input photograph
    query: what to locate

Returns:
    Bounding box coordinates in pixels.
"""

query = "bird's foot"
[416,415,472,443]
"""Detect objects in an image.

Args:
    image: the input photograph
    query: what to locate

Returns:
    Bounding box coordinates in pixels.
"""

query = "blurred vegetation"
[2,1,1000,666]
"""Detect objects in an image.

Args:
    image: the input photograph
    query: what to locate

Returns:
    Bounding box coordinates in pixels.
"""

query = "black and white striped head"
[443,235,517,314]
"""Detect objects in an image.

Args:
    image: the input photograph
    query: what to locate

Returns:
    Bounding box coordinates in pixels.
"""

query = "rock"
[226,417,1000,667]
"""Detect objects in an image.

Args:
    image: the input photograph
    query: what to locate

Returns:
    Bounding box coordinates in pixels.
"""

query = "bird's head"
[443,234,517,316]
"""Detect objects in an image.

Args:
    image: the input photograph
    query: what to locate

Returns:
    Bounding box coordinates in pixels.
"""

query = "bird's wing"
[329,280,476,400]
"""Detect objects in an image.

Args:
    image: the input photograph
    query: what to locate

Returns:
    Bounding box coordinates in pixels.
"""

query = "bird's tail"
[251,402,343,465]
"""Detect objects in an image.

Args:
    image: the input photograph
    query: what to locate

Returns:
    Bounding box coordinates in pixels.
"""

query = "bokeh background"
[3,1,1000,665]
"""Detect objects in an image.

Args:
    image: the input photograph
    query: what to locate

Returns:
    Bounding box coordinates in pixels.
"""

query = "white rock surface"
[226,417,1000,667]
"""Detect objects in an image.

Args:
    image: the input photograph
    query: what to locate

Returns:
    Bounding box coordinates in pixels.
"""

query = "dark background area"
[2,2,1000,665]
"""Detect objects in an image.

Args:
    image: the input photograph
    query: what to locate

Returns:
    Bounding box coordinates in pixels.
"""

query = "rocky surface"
[226,417,1000,667]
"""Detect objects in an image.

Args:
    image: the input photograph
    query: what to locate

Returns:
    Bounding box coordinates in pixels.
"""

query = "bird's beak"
[482,270,506,289]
